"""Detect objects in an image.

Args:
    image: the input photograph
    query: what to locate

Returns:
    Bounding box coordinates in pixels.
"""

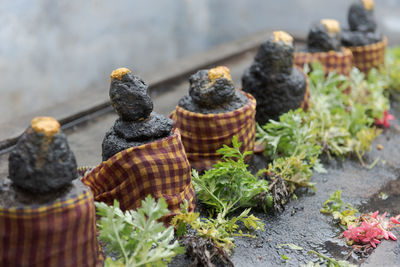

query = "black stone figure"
[3,117,82,204]
[341,0,382,46]
[102,68,173,161]
[307,19,342,53]
[178,66,247,114]
[242,31,307,125]
[8,117,77,194]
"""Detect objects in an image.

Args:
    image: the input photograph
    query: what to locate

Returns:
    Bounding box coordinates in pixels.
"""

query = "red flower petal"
[390,217,400,224]
[388,232,397,241]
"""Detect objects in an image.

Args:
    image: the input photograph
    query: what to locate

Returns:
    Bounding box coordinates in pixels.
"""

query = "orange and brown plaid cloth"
[170,92,256,172]
[294,47,353,76]
[81,128,195,218]
[345,36,387,74]
[0,186,102,267]
[298,67,311,111]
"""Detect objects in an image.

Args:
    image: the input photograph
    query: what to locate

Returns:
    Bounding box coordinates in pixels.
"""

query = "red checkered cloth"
[298,67,311,111]
[170,92,256,172]
[0,184,103,267]
[81,128,195,219]
[346,36,387,74]
[294,47,353,76]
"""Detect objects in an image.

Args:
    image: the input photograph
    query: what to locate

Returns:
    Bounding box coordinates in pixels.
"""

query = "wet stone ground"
[171,99,400,267]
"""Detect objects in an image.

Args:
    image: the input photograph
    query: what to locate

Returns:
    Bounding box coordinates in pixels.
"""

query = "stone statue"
[102,68,173,160]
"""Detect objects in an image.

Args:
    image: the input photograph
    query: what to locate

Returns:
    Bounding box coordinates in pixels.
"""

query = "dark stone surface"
[341,30,382,47]
[252,37,294,75]
[8,127,77,194]
[178,69,247,114]
[109,72,153,122]
[0,178,86,207]
[348,1,377,33]
[113,113,173,141]
[102,114,173,161]
[102,71,173,161]
[307,22,342,53]
[341,1,382,47]
[242,37,306,125]
[178,91,248,114]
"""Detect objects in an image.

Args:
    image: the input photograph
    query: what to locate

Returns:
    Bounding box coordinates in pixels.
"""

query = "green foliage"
[96,197,184,267]
[277,243,303,250]
[256,109,321,161]
[302,250,357,267]
[256,62,389,193]
[281,254,290,261]
[265,154,317,193]
[256,109,324,192]
[192,136,272,217]
[320,190,359,228]
[307,63,386,160]
[171,200,264,254]
[383,46,400,93]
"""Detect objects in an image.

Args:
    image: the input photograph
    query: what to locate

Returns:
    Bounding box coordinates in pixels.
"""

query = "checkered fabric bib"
[0,184,103,267]
[170,92,256,172]
[81,129,195,219]
[294,47,353,76]
[345,37,387,74]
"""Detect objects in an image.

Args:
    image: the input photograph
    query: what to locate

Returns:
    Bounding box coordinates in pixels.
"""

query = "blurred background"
[1,0,400,125]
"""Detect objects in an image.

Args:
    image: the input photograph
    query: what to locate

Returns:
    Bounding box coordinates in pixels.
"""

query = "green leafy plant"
[320,190,359,228]
[178,138,269,265]
[256,109,324,193]
[256,109,322,162]
[192,136,272,217]
[171,200,264,255]
[95,196,184,267]
[383,47,400,93]
[307,63,386,161]
[256,62,389,194]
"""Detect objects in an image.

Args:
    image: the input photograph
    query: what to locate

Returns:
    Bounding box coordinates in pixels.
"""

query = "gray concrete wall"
[1,0,399,124]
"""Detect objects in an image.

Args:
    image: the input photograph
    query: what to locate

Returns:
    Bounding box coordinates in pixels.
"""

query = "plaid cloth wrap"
[0,187,103,267]
[346,37,387,74]
[294,48,353,76]
[298,67,311,111]
[170,92,256,171]
[81,128,195,218]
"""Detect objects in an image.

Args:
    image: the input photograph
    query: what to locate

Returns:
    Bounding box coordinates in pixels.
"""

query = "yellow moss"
[321,19,340,34]
[110,67,131,80]
[31,117,60,136]
[208,66,232,83]
[362,0,374,10]
[272,31,293,45]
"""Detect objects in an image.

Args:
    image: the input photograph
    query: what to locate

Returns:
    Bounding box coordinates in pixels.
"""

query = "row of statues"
[0,0,386,266]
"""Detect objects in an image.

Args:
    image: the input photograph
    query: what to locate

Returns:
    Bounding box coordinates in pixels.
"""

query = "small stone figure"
[2,117,102,266]
[349,0,376,32]
[8,116,77,194]
[102,68,173,161]
[242,31,307,125]
[178,66,248,114]
[341,0,382,46]
[307,19,342,53]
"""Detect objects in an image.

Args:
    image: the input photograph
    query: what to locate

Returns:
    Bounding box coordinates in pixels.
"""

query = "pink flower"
[343,211,400,248]
[390,217,400,225]
[375,110,395,128]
